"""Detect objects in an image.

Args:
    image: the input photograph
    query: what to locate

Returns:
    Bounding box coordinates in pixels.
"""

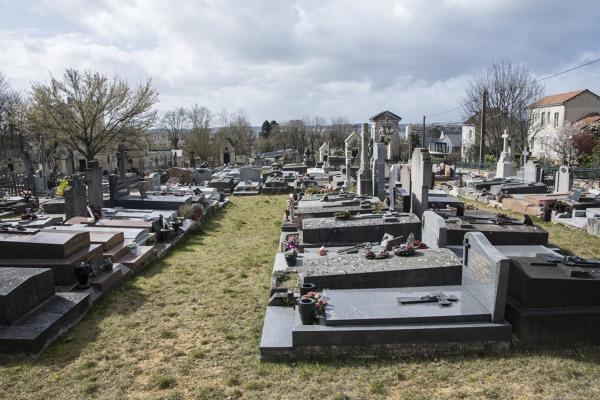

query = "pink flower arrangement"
[318,246,328,256]
[301,291,328,314]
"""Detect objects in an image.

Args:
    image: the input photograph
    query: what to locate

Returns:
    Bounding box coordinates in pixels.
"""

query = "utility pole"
[422,115,426,148]
[478,90,487,170]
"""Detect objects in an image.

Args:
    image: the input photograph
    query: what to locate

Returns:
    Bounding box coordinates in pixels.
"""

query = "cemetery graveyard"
[3,125,600,398]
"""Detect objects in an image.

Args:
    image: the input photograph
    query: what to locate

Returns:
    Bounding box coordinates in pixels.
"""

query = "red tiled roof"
[575,113,600,129]
[529,89,587,108]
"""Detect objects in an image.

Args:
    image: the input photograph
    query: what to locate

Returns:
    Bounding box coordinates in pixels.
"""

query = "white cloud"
[0,0,598,125]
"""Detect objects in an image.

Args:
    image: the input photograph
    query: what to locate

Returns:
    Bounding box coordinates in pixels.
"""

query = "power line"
[424,57,600,120]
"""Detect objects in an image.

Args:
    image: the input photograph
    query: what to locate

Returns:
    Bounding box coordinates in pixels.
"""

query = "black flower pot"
[285,253,297,266]
[298,297,316,325]
[299,282,316,296]
[74,262,91,288]
[543,208,552,222]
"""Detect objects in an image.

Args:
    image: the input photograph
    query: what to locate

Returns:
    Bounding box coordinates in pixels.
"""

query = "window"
[554,112,559,128]
[541,112,545,126]
[547,112,551,125]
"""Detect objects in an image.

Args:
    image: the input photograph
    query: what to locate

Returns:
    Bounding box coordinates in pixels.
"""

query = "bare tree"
[183,104,212,161]
[326,116,352,150]
[161,107,189,149]
[31,68,158,161]
[546,122,579,164]
[462,61,543,158]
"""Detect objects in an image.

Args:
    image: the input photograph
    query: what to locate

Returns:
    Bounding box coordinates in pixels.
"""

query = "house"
[427,130,462,157]
[528,89,600,160]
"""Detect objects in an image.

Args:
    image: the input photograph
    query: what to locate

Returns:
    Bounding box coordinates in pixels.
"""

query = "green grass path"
[2,196,600,399]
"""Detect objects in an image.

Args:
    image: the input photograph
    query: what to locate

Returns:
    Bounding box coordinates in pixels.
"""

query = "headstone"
[495,130,513,178]
[356,123,373,196]
[554,165,573,193]
[462,231,510,322]
[238,166,261,181]
[410,147,432,218]
[64,175,88,220]
[300,248,461,290]
[389,163,401,210]
[523,160,541,183]
[372,142,386,201]
[0,267,55,324]
[148,172,161,191]
[400,164,411,192]
[85,160,103,210]
[421,210,447,249]
[301,213,421,245]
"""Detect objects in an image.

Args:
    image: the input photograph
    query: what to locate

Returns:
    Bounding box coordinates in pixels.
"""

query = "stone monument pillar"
[85,160,103,211]
[555,165,573,193]
[356,123,373,196]
[389,163,401,210]
[64,175,88,220]
[116,143,127,178]
[372,141,386,201]
[410,147,432,219]
[495,130,513,178]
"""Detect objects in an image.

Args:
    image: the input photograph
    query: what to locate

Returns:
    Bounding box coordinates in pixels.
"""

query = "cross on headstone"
[397,292,459,307]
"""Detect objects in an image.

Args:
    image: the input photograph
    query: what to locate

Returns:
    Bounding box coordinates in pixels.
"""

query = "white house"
[528,89,600,160]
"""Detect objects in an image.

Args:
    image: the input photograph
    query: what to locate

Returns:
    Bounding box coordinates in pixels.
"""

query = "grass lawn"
[2,195,600,399]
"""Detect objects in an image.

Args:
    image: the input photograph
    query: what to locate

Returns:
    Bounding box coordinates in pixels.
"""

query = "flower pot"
[285,253,297,266]
[543,208,552,222]
[299,282,316,296]
[298,297,316,325]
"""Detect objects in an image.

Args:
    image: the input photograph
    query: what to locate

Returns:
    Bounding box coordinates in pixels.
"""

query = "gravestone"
[300,248,461,290]
[554,165,573,193]
[410,147,432,218]
[0,267,55,325]
[389,163,401,210]
[523,160,541,183]
[462,231,510,322]
[372,141,386,201]
[85,160,103,210]
[191,168,213,183]
[64,175,88,220]
[495,130,513,178]
[421,210,447,249]
[0,267,90,355]
[148,172,161,191]
[506,254,600,343]
[302,213,421,245]
[442,214,549,246]
[238,166,261,181]
[356,123,373,196]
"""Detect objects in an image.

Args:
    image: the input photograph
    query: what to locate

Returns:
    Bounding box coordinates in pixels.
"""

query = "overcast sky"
[0,0,599,125]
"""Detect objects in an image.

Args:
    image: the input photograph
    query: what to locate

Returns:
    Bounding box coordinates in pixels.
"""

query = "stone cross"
[502,130,509,153]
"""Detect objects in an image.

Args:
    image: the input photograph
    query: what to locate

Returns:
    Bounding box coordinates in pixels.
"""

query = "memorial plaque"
[462,232,510,322]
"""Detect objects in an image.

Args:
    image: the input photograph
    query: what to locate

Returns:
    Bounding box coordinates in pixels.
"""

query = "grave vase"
[74,262,91,288]
[299,282,316,296]
[298,297,316,325]
[285,252,297,267]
